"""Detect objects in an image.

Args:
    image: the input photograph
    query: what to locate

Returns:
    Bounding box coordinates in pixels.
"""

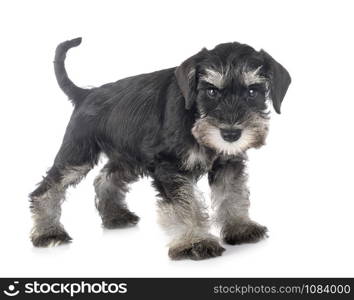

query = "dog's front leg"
[209,158,268,245]
[153,166,225,260]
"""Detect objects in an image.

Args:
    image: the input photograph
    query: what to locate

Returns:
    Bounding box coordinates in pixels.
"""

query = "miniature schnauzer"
[29,38,291,260]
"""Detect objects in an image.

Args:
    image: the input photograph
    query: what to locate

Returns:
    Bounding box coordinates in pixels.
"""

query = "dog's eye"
[206,88,219,98]
[248,88,258,98]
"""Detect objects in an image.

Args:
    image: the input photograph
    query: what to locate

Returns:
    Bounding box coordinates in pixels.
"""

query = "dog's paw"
[222,221,268,245]
[168,238,225,260]
[31,226,72,247]
[102,210,140,229]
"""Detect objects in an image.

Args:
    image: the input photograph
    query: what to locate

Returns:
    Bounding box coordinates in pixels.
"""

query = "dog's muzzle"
[220,129,242,142]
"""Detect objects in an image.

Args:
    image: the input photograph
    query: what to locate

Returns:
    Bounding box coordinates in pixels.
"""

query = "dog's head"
[175,42,291,156]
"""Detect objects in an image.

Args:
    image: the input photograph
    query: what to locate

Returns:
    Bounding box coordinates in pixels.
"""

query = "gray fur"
[156,175,224,259]
[182,145,215,172]
[94,165,139,228]
[242,66,268,86]
[200,69,226,89]
[192,112,269,156]
[210,160,268,245]
[30,165,91,247]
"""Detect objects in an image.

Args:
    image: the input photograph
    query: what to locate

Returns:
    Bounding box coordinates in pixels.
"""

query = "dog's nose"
[220,129,242,142]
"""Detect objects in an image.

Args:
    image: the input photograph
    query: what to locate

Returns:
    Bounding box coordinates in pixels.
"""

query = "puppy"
[30,38,291,260]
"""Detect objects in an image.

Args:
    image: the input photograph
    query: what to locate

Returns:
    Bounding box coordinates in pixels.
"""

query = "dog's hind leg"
[152,164,225,260]
[94,162,139,229]
[29,137,99,247]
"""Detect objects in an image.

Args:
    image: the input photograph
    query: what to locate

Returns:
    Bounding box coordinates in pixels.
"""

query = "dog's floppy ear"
[261,50,291,114]
[175,50,205,110]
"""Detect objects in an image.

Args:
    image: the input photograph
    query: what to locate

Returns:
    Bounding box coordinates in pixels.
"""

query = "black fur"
[48,39,290,176]
[54,38,91,105]
[29,38,291,259]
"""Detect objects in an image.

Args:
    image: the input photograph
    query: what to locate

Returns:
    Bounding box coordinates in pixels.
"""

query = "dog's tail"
[54,37,91,106]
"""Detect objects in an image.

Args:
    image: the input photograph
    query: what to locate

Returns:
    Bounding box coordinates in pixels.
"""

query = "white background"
[0,0,353,277]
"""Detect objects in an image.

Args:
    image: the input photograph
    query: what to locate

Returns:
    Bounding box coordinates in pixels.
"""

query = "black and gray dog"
[30,37,290,260]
